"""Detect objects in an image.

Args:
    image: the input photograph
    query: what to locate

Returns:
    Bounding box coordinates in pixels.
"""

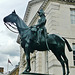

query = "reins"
[4,14,30,33]
[4,22,18,33]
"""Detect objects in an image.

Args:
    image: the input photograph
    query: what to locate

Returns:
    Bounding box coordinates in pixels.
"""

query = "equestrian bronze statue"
[3,10,72,75]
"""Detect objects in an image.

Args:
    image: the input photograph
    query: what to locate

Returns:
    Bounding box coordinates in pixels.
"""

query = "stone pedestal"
[21,72,51,75]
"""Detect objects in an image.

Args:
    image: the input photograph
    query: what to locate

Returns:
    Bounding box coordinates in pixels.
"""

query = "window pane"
[74,20,75,24]
[74,61,75,66]
[73,20,75,24]
[74,10,75,14]
[72,44,75,50]
[73,51,75,55]
[71,15,73,20]
[71,20,73,24]
[73,56,75,60]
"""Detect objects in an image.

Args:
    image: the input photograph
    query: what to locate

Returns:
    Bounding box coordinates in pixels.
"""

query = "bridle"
[4,15,30,33]
[4,22,18,33]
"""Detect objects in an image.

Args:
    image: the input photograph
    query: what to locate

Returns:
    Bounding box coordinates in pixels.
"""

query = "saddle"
[30,25,37,32]
[30,26,47,44]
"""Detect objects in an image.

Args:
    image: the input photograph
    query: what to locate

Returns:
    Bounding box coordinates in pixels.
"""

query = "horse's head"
[3,10,29,34]
[3,10,17,24]
[3,10,19,33]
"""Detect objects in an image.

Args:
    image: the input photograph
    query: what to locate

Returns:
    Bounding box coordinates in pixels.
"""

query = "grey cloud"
[0,53,8,62]
[0,42,20,56]
[6,30,18,39]
[2,49,20,56]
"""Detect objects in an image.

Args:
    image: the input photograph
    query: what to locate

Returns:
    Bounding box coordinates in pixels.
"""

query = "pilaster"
[36,52,42,73]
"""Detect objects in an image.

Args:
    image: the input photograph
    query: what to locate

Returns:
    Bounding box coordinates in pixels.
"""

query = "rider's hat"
[38,9,45,15]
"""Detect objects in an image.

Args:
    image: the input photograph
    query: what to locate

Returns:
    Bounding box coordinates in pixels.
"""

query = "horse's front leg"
[25,51,31,72]
[22,44,31,74]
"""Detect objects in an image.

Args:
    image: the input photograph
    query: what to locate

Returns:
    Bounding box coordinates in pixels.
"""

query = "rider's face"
[38,12,42,17]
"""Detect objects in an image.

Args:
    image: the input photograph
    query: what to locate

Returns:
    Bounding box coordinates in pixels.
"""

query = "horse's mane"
[16,14,29,29]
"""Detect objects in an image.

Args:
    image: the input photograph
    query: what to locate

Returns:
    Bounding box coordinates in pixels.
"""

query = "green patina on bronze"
[3,10,72,75]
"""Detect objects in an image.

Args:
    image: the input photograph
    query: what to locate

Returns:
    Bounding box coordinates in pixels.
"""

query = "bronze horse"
[3,11,72,75]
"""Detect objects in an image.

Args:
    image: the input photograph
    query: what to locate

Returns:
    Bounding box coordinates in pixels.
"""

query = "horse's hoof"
[67,71,70,75]
[22,71,29,74]
[22,68,31,74]
[22,71,26,74]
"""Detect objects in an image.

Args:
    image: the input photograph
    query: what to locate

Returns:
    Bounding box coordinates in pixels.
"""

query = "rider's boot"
[22,66,31,74]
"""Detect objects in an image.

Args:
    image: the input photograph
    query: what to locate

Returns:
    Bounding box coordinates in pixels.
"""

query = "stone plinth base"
[21,72,51,75]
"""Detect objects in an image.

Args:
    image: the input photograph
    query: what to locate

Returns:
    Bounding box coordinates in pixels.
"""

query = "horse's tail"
[62,37,72,52]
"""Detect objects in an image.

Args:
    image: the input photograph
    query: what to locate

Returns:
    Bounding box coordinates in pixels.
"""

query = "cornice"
[28,0,49,26]
[55,0,75,5]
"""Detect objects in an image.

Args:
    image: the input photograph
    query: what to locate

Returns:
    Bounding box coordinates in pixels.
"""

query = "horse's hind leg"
[55,54,66,75]
[62,53,70,75]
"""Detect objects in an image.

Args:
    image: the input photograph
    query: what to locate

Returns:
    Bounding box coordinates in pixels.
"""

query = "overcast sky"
[0,0,31,73]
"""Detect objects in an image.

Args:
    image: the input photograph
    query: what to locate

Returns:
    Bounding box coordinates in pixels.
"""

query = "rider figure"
[35,9,47,43]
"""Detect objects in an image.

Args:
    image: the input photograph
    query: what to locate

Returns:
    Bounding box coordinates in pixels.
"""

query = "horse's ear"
[12,10,16,14]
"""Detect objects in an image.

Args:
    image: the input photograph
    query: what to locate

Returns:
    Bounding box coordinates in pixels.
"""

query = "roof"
[8,65,19,75]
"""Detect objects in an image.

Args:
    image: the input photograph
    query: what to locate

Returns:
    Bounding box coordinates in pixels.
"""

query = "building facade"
[0,67,4,74]
[0,67,4,75]
[8,65,19,75]
[19,0,75,75]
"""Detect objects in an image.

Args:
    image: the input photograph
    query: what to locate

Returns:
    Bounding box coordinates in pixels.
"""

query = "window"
[72,43,75,66]
[70,9,75,24]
